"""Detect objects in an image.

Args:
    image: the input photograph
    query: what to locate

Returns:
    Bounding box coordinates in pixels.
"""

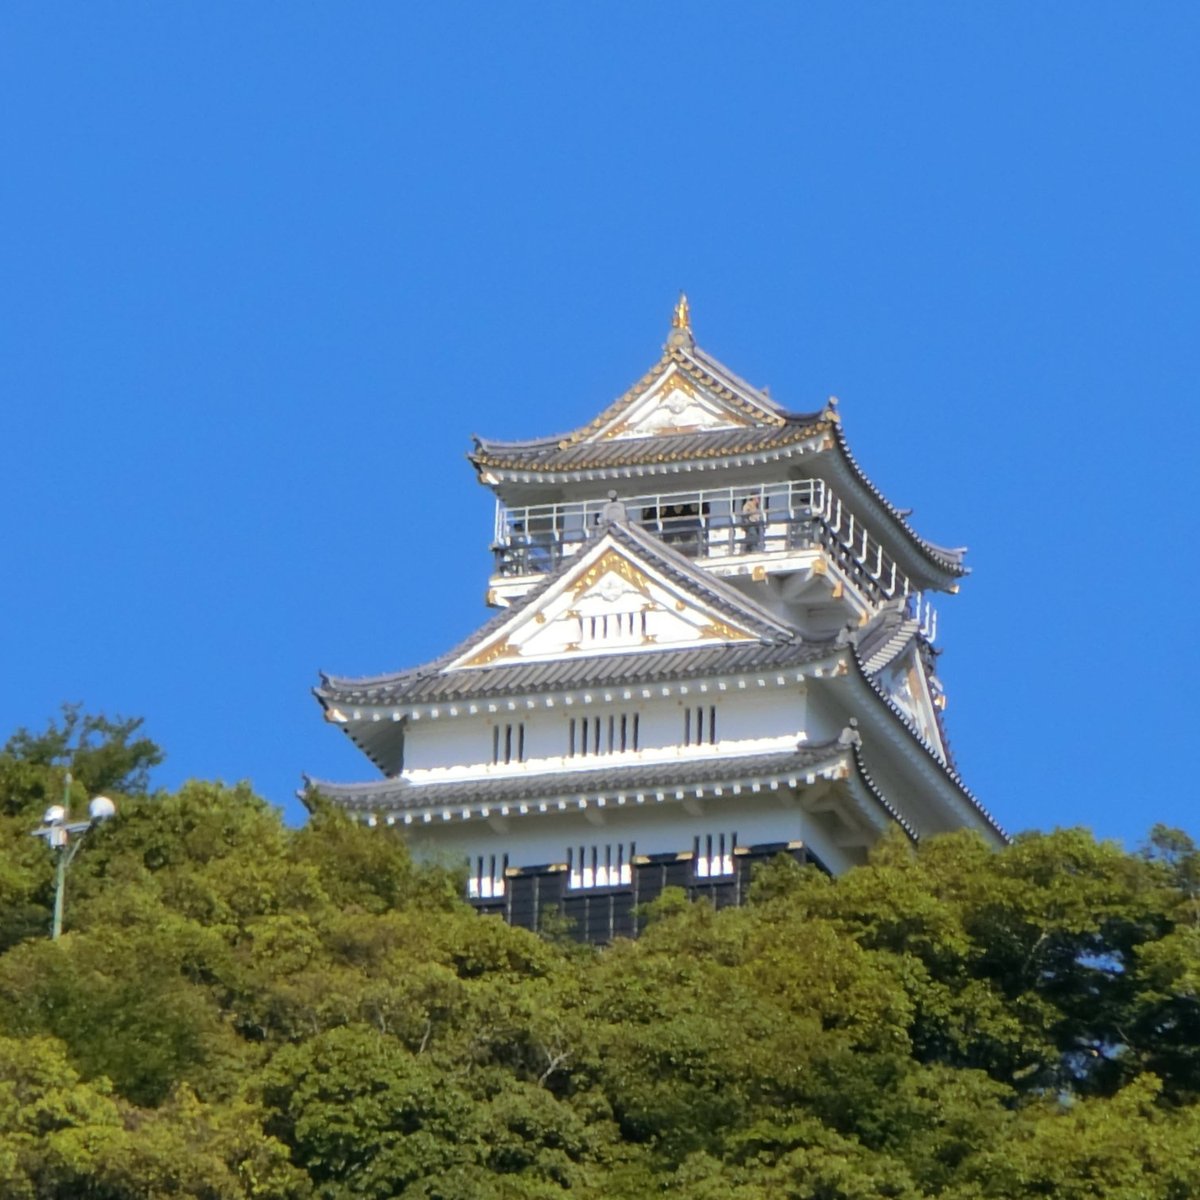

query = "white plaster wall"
[402,685,810,778]
[791,685,847,745]
[399,788,858,879]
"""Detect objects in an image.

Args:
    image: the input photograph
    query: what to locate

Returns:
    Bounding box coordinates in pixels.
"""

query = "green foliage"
[3,703,163,806]
[1,710,1199,1196]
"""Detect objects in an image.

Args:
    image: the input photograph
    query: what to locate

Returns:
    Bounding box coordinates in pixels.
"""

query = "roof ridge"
[677,342,788,418]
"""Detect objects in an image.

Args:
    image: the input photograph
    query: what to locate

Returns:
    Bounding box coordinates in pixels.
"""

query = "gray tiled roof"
[318,520,806,705]
[470,342,789,456]
[306,741,852,813]
[321,638,839,706]
[471,418,826,472]
[855,605,919,675]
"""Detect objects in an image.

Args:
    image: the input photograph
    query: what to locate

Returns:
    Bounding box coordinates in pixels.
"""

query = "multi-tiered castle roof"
[309,299,1004,939]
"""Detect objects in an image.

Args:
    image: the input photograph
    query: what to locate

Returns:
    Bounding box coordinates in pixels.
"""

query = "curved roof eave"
[821,417,967,577]
[304,736,917,845]
[842,647,1008,844]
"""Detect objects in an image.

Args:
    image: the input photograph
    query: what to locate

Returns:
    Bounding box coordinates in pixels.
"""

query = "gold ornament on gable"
[572,550,654,600]
[698,619,754,642]
[461,637,518,669]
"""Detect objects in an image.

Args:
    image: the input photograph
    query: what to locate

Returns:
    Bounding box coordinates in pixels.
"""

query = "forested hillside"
[1,710,1198,1199]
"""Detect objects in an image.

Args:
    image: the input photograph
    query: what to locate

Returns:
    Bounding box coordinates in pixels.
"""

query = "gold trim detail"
[751,565,767,582]
[811,557,828,576]
[672,292,691,331]
[599,370,754,440]
[461,638,517,668]
[571,549,654,599]
[534,612,546,624]
[661,370,697,399]
[698,619,754,642]
[548,347,789,450]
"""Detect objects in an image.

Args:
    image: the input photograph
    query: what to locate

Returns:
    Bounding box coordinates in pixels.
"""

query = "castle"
[308,298,1005,939]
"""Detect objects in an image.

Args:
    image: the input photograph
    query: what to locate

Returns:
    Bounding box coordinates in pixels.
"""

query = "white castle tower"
[308,298,1005,940]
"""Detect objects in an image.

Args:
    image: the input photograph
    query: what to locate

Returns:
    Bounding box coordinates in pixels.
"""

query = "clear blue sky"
[2,4,1196,844]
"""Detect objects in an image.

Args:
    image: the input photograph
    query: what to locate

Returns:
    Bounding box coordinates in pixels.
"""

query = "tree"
[3,709,1200,1195]
[3,703,163,805]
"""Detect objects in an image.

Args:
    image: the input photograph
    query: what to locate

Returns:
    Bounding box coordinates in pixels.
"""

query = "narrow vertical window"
[683,706,717,747]
[694,831,737,878]
[467,852,508,899]
[567,842,636,889]
[494,723,525,764]
[568,711,640,757]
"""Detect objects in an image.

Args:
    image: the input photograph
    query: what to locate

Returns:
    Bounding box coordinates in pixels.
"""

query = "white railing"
[493,480,938,638]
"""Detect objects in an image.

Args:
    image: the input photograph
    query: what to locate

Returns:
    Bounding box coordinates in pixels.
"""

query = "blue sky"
[2,4,1196,843]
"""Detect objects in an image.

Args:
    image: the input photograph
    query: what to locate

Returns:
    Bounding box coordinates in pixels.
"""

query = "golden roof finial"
[672,291,691,331]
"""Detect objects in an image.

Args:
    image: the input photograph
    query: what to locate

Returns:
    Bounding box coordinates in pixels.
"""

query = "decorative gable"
[450,539,762,670]
[878,646,947,761]
[595,365,757,440]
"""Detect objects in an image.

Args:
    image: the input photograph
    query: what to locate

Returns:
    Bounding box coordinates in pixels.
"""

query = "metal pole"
[51,848,67,940]
[49,772,72,940]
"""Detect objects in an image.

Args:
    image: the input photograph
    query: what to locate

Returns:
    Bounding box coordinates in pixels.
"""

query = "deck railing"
[493,479,937,639]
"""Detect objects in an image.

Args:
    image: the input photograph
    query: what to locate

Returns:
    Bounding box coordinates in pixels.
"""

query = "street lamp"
[31,772,116,939]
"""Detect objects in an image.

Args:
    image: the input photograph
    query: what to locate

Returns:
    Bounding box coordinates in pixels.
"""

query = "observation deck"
[488,479,939,640]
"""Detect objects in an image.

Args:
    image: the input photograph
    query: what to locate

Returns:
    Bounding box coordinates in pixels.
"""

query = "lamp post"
[31,772,116,939]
